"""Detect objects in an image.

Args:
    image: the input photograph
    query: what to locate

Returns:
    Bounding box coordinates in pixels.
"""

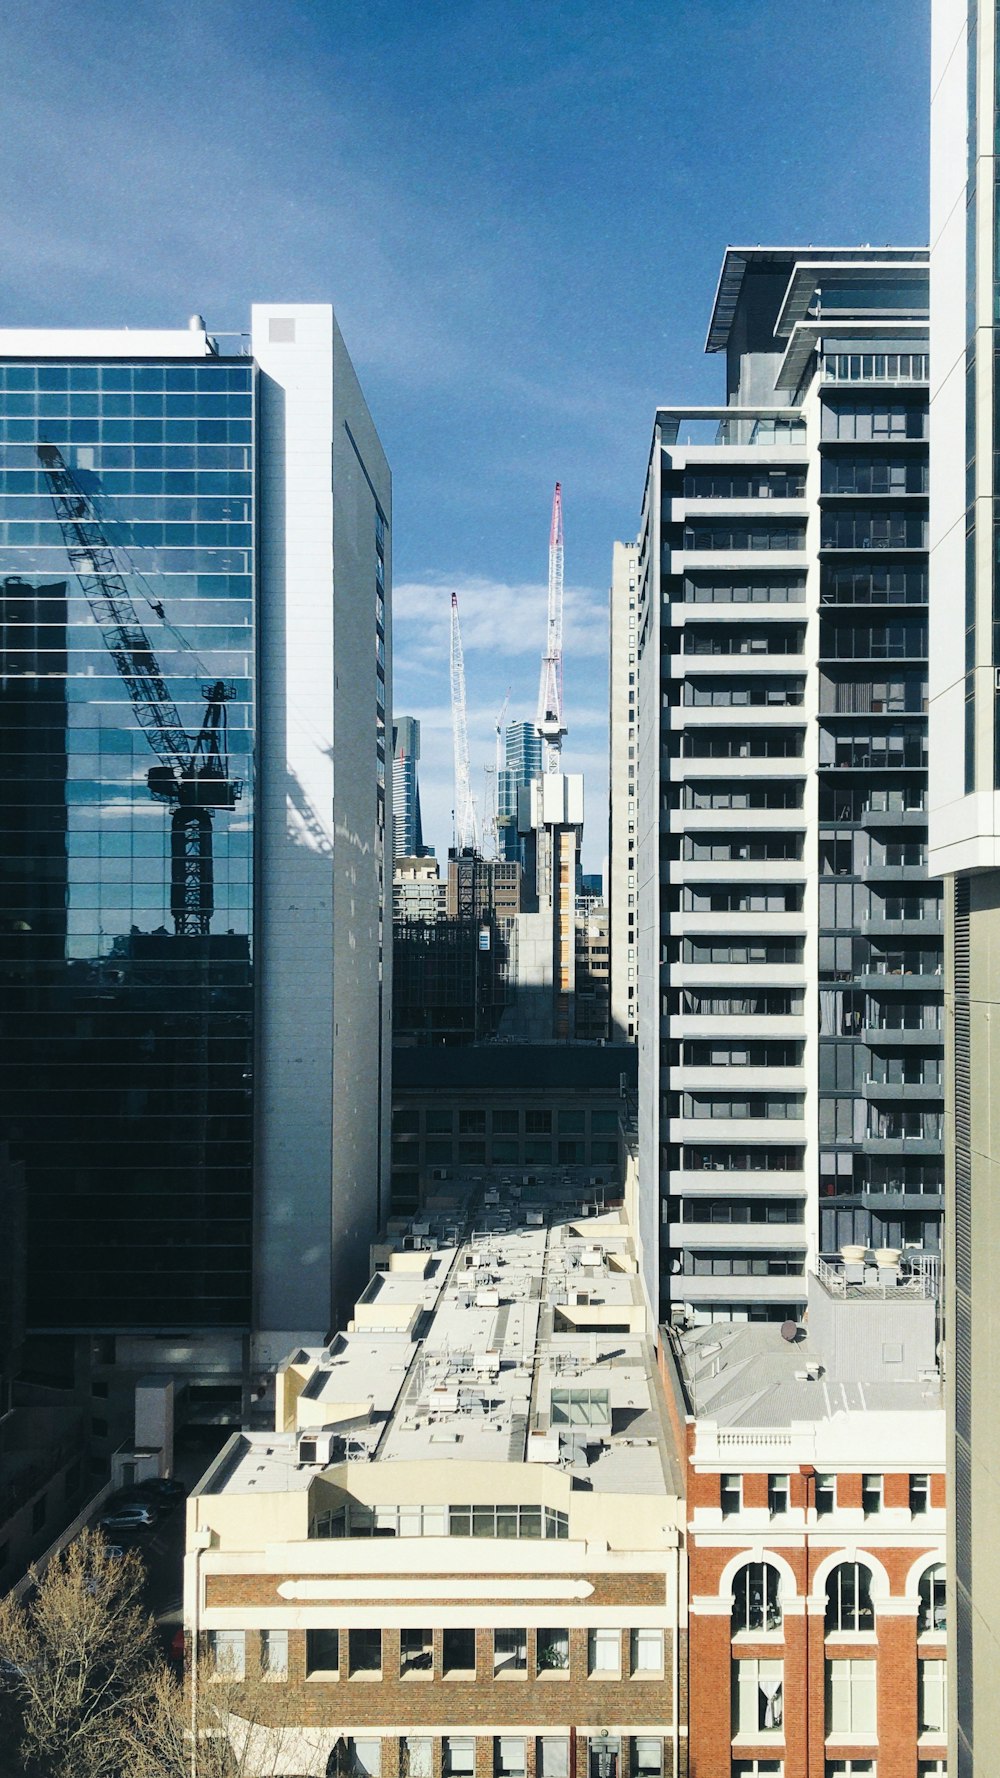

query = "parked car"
[98,1505,156,1532]
[133,1477,185,1505]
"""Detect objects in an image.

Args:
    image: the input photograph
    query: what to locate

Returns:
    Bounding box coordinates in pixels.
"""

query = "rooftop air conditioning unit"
[298,1431,339,1465]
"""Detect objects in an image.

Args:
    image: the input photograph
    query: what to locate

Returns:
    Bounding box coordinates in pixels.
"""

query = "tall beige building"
[609,542,639,1042]
[930,3,1000,1772]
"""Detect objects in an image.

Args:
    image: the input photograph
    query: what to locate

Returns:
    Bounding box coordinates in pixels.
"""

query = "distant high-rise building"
[0,308,391,1403]
[392,714,425,860]
[609,540,639,1041]
[636,247,938,1330]
[498,718,542,862]
[930,5,998,1770]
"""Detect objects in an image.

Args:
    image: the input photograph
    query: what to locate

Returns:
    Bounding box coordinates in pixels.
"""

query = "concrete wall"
[252,304,390,1343]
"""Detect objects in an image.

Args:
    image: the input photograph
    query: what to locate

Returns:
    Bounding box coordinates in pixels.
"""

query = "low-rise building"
[660,1257,946,1778]
[390,1046,636,1212]
[185,1181,686,1778]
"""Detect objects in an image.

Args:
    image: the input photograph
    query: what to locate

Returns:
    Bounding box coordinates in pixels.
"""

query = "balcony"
[669,1116,804,1144]
[855,970,942,992]
[668,1221,807,1250]
[861,915,942,937]
[863,862,931,880]
[669,1273,807,1303]
[672,1067,805,1093]
[862,1024,943,1045]
[862,1132,942,1155]
[667,1014,806,1041]
[861,1078,943,1101]
[673,858,806,884]
[816,1251,939,1300]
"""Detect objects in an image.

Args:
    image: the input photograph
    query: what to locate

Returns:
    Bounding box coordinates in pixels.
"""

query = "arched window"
[732,1562,783,1634]
[918,1564,947,1634]
[825,1562,874,1634]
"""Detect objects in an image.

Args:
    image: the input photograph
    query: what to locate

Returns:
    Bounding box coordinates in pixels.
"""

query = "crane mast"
[37,444,241,937]
[536,481,566,771]
[449,590,478,852]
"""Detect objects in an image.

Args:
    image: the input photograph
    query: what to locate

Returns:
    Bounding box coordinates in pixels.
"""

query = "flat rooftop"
[198,1179,680,1502]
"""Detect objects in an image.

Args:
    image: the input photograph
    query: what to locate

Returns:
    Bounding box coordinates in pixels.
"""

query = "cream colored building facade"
[185,1182,685,1778]
[609,542,640,1044]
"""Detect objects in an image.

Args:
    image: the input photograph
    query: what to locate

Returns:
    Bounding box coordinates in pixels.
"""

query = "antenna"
[536,482,566,771]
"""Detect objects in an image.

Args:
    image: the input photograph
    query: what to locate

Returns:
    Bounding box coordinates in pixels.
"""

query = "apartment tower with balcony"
[636,248,942,1328]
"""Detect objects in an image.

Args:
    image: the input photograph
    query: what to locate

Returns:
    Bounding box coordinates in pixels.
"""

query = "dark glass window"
[0,361,255,1329]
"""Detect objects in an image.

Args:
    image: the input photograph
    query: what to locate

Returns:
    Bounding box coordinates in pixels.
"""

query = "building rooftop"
[705,244,929,354]
[197,1179,680,1506]
[668,1260,944,1466]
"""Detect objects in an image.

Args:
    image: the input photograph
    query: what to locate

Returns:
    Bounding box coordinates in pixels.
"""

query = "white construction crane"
[450,590,479,852]
[536,481,566,771]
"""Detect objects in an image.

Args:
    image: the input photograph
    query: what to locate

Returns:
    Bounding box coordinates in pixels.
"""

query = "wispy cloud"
[394,574,608,665]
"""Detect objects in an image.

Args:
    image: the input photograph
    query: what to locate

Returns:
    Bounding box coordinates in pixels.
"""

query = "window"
[458,1109,486,1134]
[443,1741,475,1778]
[525,1110,552,1133]
[909,1473,930,1515]
[443,1628,476,1676]
[732,1563,783,1634]
[260,1629,288,1679]
[768,1474,790,1517]
[815,1473,836,1516]
[721,1473,742,1517]
[537,1740,570,1778]
[494,1740,526,1778]
[825,1564,874,1634]
[733,1765,783,1777]
[550,1388,610,1428]
[630,1628,663,1674]
[826,1659,877,1735]
[401,1740,432,1778]
[209,1629,245,1679]
[447,1503,567,1539]
[631,1741,663,1778]
[425,1109,452,1133]
[346,1743,381,1778]
[305,1628,339,1676]
[348,1628,381,1675]
[825,1765,875,1777]
[588,1628,620,1675]
[733,1659,784,1736]
[536,1627,569,1672]
[918,1661,947,1735]
[918,1565,947,1634]
[861,1474,882,1517]
[492,1109,518,1133]
[917,1763,948,1777]
[400,1628,433,1676]
[494,1629,527,1676]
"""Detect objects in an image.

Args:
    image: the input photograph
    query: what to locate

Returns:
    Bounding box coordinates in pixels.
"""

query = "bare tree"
[124,1656,314,1778]
[0,1529,159,1778]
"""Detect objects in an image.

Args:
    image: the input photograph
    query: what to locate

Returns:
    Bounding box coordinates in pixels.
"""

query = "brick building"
[185,1179,686,1778]
[659,1257,945,1778]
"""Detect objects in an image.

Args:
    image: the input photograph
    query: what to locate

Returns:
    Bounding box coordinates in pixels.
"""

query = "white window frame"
[734,1658,784,1738]
[826,1658,877,1737]
[208,1628,245,1679]
[401,1740,432,1778]
[348,1741,381,1778]
[918,1660,947,1736]
[630,1739,663,1778]
[536,1740,570,1778]
[260,1628,288,1679]
[494,1739,526,1778]
[588,1627,621,1676]
[630,1627,664,1675]
[443,1740,476,1778]
[494,1627,527,1676]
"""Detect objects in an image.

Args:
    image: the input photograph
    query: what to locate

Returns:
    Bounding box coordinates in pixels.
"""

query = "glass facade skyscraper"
[0,308,393,1354]
[0,356,255,1328]
[498,719,541,863]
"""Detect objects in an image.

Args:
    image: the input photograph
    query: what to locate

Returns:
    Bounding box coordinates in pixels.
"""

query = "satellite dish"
[780,1320,799,1343]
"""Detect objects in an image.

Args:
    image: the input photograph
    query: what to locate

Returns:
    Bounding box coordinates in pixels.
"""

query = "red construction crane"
[37,443,241,937]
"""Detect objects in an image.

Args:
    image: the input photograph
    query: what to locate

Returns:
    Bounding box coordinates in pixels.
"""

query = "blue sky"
[0,0,929,869]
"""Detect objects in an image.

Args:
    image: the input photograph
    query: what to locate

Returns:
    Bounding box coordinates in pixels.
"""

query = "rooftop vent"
[780,1320,800,1343]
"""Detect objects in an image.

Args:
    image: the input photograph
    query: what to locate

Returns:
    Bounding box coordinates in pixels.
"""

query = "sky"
[0,0,930,871]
